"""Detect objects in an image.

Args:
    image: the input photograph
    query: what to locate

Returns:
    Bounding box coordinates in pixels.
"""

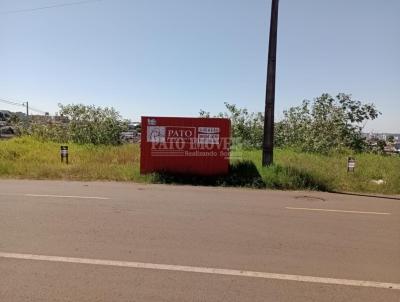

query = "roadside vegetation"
[0,137,143,182]
[1,136,399,194]
[1,94,398,194]
[201,93,380,153]
[13,103,128,145]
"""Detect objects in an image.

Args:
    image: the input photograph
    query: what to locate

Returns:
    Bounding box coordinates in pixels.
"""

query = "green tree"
[275,93,380,153]
[14,104,128,145]
[200,102,264,149]
[201,93,380,153]
[59,104,128,145]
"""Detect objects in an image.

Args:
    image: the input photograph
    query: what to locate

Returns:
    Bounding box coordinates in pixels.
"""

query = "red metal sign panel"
[140,116,231,175]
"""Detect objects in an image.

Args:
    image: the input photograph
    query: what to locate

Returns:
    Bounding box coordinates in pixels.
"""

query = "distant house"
[0,110,12,121]
[0,110,26,121]
[0,117,15,138]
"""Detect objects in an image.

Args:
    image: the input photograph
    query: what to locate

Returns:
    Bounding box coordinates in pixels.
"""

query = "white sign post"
[347,157,356,172]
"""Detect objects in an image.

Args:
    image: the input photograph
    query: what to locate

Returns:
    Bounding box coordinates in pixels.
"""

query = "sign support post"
[61,146,69,164]
[347,157,356,172]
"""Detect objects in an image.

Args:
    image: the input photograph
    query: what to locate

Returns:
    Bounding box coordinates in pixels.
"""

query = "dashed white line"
[286,207,391,215]
[24,194,109,200]
[0,252,399,290]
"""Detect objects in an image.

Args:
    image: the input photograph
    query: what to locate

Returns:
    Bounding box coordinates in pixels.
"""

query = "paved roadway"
[0,180,399,302]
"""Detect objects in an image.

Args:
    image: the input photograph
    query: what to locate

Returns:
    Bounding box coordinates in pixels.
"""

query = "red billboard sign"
[140,117,231,175]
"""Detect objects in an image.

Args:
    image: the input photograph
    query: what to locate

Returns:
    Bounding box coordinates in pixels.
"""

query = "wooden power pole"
[262,0,280,166]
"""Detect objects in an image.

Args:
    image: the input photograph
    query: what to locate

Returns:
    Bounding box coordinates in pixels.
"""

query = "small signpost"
[61,146,69,164]
[347,157,356,172]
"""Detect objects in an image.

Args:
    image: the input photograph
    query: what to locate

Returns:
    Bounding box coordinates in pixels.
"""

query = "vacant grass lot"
[1,137,399,194]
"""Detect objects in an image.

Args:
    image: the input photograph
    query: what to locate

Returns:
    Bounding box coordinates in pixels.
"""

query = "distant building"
[0,110,12,121]
[365,132,400,143]
[121,122,141,143]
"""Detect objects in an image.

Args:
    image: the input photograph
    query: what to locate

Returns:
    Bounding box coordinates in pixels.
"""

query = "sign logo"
[147,125,221,145]
[166,127,196,143]
[147,126,166,143]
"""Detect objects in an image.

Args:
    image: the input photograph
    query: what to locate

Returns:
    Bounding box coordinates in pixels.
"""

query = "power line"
[0,0,103,15]
[0,98,23,108]
[0,98,47,115]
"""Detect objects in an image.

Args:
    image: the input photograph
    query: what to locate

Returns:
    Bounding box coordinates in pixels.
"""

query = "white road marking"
[286,207,391,215]
[0,252,399,290]
[24,194,109,200]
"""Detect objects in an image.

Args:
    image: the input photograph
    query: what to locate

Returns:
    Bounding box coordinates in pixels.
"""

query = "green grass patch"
[236,149,400,194]
[0,137,148,182]
[1,137,399,194]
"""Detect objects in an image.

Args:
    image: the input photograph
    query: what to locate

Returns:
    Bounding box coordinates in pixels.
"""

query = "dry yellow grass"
[0,137,147,182]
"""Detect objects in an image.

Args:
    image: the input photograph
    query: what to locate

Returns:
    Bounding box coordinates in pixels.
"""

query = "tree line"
[201,93,380,154]
[12,104,128,145]
[8,93,381,153]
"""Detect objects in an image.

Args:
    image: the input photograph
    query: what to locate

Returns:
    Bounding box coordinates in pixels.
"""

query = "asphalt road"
[0,180,399,301]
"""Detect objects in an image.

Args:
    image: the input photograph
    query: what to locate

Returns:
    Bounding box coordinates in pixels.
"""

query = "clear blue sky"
[1,0,399,132]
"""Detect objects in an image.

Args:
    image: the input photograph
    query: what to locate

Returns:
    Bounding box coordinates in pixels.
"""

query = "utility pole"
[262,0,280,166]
[23,101,29,117]
[22,101,29,126]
